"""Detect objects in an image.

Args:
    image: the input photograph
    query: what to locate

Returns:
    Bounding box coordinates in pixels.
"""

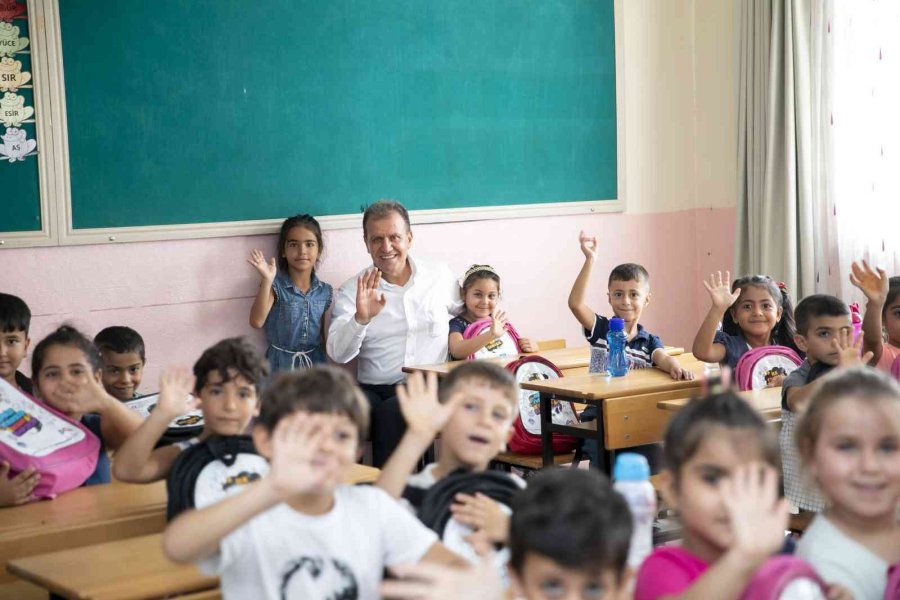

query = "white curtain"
[811,0,900,301]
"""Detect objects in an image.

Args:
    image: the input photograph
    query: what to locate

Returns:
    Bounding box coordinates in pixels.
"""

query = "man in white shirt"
[327,200,460,466]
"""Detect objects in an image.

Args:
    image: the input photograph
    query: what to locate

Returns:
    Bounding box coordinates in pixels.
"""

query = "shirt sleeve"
[326,277,368,364]
[585,314,610,346]
[648,334,665,361]
[448,317,468,335]
[634,550,698,600]
[371,487,439,567]
[196,522,249,577]
[781,361,811,410]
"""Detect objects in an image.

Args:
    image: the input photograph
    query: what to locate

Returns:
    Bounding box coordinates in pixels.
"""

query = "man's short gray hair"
[362,200,411,238]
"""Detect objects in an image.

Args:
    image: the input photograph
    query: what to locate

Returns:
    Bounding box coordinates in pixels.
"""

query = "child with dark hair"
[163,366,464,599]
[510,467,633,600]
[448,264,536,359]
[94,325,146,401]
[30,325,142,487]
[113,337,268,483]
[693,272,799,372]
[849,260,900,374]
[248,213,333,373]
[0,292,32,395]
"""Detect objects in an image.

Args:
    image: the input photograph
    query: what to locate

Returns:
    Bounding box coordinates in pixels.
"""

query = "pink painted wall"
[0,207,734,389]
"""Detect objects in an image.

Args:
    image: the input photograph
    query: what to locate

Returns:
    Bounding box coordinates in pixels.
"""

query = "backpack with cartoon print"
[505,356,579,454]
[0,378,100,499]
[124,392,205,444]
[462,318,522,360]
[734,346,803,391]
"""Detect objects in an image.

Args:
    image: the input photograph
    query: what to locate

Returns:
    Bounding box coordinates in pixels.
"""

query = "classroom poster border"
[2,0,626,249]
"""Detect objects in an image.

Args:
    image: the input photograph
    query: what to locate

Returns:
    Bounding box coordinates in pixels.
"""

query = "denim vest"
[263,271,332,373]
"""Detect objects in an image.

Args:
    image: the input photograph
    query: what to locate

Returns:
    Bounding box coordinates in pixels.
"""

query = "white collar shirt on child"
[327,256,461,385]
[199,485,438,600]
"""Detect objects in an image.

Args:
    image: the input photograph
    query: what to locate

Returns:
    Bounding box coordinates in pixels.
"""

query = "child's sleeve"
[196,522,249,576]
[372,488,439,567]
[584,314,608,345]
[634,549,701,600]
[780,361,810,410]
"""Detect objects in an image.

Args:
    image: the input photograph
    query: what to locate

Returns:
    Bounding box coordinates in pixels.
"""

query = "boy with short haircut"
[509,467,633,600]
[780,293,872,512]
[94,326,146,401]
[376,362,521,544]
[0,292,32,395]
[163,366,463,599]
[112,337,268,483]
[568,231,691,380]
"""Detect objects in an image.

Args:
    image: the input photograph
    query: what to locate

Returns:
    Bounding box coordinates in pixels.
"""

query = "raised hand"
[156,366,199,419]
[0,462,39,506]
[703,271,741,312]
[268,413,343,499]
[849,260,888,305]
[489,309,507,339]
[579,230,598,261]
[355,268,387,325]
[395,372,463,439]
[833,327,874,367]
[721,462,788,564]
[247,249,277,282]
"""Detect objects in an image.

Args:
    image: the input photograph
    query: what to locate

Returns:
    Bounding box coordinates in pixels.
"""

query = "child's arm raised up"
[164,412,342,563]
[376,372,463,499]
[113,367,199,483]
[568,231,600,331]
[849,260,888,366]
[784,329,873,412]
[692,272,741,364]
[448,310,509,360]
[248,249,277,329]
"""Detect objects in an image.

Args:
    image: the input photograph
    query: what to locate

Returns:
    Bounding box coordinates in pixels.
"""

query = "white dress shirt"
[327,255,461,385]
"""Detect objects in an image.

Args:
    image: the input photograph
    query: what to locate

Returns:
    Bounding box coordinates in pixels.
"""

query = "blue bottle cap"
[613,452,650,481]
[609,317,625,332]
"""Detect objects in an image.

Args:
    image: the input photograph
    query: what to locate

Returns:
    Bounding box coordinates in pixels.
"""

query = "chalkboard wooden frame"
[18,0,625,248]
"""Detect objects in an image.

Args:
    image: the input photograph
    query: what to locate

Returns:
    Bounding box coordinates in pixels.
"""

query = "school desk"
[402,346,685,378]
[656,386,783,421]
[519,355,707,471]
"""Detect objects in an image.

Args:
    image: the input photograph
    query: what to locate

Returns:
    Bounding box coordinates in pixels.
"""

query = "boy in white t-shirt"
[163,367,464,600]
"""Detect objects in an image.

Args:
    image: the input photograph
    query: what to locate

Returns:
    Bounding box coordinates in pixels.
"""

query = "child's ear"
[793,333,809,353]
[776,306,783,321]
[614,567,635,600]
[24,336,31,353]
[251,424,273,459]
[644,291,651,307]
[657,469,679,511]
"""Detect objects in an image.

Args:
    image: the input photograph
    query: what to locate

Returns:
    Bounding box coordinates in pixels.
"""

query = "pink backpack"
[505,356,578,454]
[850,302,863,343]
[0,378,100,499]
[739,555,828,600]
[891,355,900,382]
[462,318,522,360]
[734,346,803,391]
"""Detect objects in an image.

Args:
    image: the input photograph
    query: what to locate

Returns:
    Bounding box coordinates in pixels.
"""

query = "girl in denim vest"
[248,214,332,374]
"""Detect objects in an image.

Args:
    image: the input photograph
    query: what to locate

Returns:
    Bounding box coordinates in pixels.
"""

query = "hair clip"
[777,281,787,290]
[464,264,498,279]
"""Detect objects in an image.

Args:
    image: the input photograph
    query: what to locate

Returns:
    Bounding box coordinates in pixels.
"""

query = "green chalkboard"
[1,11,42,234]
[60,0,617,230]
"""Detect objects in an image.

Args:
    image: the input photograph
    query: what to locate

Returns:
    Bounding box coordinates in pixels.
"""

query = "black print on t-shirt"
[279,555,359,600]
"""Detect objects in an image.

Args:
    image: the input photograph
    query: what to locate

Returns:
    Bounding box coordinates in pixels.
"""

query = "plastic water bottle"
[607,317,629,377]
[613,453,656,570]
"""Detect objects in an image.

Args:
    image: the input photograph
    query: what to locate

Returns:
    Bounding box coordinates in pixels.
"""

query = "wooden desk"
[657,387,783,421]
[403,346,685,378]
[521,355,707,471]
[0,480,167,584]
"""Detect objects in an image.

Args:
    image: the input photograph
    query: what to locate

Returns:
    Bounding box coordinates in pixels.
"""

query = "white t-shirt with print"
[200,485,438,600]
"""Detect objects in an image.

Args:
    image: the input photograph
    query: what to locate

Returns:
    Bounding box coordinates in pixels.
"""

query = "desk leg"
[541,392,554,467]
[595,402,610,473]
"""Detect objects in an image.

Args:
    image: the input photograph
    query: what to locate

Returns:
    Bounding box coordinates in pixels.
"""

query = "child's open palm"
[833,327,874,367]
[703,271,741,312]
[578,230,598,261]
[247,249,277,282]
[722,462,788,563]
[849,260,888,304]
[489,309,507,339]
[396,372,462,438]
[156,366,199,419]
[268,413,341,498]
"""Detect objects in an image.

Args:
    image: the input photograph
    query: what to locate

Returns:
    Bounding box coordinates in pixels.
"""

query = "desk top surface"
[657,386,782,415]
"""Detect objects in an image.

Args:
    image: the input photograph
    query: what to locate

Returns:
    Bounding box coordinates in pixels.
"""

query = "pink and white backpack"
[505,356,579,454]
[734,346,803,391]
[462,318,522,360]
[0,378,100,499]
[739,555,828,600]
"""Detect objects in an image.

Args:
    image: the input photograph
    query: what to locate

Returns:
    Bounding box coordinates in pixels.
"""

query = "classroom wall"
[1,0,737,385]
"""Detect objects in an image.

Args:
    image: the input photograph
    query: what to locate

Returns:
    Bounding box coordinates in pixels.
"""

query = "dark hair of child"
[663,389,780,487]
[721,275,799,353]
[0,292,31,334]
[509,467,632,582]
[276,214,324,273]
[461,264,501,295]
[793,294,850,336]
[256,366,370,442]
[31,325,102,377]
[94,326,146,361]
[607,263,650,287]
[438,360,518,409]
[884,276,900,317]
[192,337,269,394]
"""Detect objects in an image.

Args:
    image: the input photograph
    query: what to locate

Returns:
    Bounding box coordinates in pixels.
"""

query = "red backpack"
[505,356,578,454]
[734,346,803,391]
